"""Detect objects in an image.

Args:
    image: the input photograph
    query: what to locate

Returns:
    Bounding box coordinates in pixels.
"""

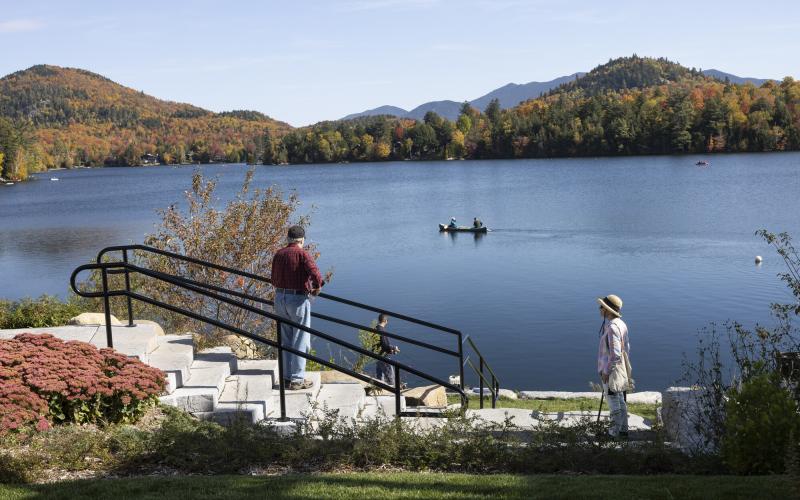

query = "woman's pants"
[605,385,628,435]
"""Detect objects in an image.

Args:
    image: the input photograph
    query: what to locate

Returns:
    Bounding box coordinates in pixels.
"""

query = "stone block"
[661,386,717,452]
[471,387,517,399]
[402,384,447,408]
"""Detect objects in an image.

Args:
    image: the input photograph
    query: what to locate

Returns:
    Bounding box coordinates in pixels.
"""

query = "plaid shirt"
[271,244,323,293]
[597,318,630,376]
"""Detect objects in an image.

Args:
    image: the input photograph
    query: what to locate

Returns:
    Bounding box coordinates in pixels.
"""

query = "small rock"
[69,312,122,326]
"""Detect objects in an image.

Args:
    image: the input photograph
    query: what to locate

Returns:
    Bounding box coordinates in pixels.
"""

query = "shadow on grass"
[0,473,794,500]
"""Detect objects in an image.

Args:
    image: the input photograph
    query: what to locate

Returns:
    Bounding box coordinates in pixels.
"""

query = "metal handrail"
[71,259,469,420]
[98,243,467,392]
[462,335,501,409]
[97,245,460,334]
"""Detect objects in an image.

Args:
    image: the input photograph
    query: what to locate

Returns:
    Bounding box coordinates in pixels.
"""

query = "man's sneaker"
[288,379,314,390]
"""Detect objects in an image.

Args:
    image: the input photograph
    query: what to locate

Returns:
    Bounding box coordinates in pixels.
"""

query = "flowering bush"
[0,333,165,434]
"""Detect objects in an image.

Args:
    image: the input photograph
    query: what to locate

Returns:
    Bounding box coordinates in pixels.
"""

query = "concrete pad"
[147,335,195,393]
[0,326,98,342]
[467,408,651,432]
[314,383,366,420]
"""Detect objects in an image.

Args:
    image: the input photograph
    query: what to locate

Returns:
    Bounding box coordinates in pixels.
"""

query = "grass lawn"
[0,473,793,499]
[449,395,659,422]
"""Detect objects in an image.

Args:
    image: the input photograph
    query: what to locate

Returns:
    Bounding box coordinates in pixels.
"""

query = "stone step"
[359,394,407,419]
[147,335,195,394]
[159,347,237,413]
[210,360,278,424]
[313,383,367,420]
[265,371,321,420]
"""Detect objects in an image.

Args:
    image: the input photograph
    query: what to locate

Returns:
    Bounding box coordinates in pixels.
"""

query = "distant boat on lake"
[50,177,60,181]
[696,160,709,166]
[439,223,488,233]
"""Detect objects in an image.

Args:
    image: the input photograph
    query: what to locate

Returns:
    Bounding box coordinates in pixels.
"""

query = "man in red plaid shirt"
[271,225,323,390]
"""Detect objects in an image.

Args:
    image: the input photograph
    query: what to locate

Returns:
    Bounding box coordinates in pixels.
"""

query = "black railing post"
[122,249,134,327]
[101,267,113,348]
[395,367,402,417]
[479,357,484,409]
[493,379,498,409]
[457,332,465,393]
[276,320,287,421]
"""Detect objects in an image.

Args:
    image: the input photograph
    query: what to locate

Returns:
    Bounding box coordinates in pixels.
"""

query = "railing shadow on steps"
[71,244,500,417]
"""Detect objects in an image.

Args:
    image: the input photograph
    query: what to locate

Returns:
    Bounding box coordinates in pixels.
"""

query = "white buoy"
[755,256,763,264]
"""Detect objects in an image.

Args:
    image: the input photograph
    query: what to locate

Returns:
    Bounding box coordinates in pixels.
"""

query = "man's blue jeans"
[274,291,311,384]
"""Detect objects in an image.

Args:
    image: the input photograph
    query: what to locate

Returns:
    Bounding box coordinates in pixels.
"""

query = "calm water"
[2,153,799,390]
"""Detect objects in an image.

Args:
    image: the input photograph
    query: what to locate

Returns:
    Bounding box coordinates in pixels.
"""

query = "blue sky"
[2,0,799,126]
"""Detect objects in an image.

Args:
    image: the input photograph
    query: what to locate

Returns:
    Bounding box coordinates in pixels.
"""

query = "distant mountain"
[342,74,585,122]
[406,100,463,121]
[341,105,409,120]
[341,64,775,122]
[470,73,585,110]
[0,65,290,171]
[701,69,773,86]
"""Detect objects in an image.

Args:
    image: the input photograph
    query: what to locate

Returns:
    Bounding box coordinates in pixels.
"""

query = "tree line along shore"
[2,56,799,181]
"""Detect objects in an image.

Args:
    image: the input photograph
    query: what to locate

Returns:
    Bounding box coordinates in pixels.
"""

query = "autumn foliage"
[0,65,291,173]
[0,333,165,434]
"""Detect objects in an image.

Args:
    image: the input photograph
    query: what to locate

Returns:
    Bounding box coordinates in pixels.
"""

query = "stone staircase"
[2,324,654,435]
[145,333,405,425]
[2,323,403,425]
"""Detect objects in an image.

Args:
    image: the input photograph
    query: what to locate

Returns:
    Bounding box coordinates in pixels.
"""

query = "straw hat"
[597,294,623,318]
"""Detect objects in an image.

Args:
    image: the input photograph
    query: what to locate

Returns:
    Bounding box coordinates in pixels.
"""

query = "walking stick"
[596,379,604,423]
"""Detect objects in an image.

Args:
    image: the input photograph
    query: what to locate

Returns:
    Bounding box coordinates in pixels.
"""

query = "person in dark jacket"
[375,313,399,385]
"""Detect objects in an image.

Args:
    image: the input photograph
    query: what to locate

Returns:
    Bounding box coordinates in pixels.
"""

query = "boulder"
[402,385,447,407]
[69,312,122,326]
[134,319,165,336]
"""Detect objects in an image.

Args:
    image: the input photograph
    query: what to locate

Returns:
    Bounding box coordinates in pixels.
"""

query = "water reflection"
[442,230,485,247]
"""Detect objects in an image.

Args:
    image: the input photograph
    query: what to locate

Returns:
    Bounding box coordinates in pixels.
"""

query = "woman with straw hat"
[597,294,632,439]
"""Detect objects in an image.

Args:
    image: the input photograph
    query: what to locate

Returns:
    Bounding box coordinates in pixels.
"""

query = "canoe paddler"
[449,217,457,228]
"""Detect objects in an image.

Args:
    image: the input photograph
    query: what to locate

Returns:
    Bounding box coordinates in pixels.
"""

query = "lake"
[1,153,799,391]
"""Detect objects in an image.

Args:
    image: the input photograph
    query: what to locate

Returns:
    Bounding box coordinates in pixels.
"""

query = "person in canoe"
[449,217,458,228]
[473,217,483,228]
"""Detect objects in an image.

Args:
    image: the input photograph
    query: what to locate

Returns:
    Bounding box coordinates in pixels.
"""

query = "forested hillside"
[0,65,290,180]
[265,56,800,164]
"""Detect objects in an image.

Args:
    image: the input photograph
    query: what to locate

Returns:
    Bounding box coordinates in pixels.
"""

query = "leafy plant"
[0,294,85,329]
[0,333,165,434]
[722,372,800,474]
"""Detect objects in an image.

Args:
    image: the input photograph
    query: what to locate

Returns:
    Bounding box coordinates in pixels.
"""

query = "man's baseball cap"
[287,225,305,239]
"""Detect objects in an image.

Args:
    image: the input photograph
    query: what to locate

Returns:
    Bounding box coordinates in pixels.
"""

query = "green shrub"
[0,294,85,329]
[722,372,800,474]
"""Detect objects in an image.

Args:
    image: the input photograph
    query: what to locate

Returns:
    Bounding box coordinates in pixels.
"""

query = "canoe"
[439,223,488,233]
